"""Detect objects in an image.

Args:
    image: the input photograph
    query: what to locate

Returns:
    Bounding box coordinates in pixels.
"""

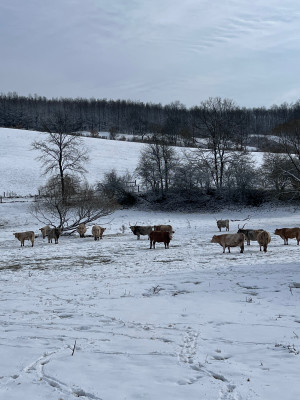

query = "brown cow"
[77,223,87,238]
[211,233,245,253]
[274,228,300,245]
[153,224,174,238]
[257,230,271,252]
[92,225,106,240]
[149,231,171,249]
[14,231,35,247]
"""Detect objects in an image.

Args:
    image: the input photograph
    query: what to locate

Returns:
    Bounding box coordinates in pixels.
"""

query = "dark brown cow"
[154,224,174,238]
[149,231,171,249]
[48,227,61,244]
[274,228,300,245]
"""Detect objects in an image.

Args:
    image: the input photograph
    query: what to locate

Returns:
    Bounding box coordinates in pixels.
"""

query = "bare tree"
[261,154,294,197]
[136,136,177,198]
[191,97,242,191]
[274,119,300,182]
[32,111,89,201]
[31,176,117,232]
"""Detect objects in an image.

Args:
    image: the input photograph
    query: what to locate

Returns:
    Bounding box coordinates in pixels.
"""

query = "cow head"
[211,235,218,243]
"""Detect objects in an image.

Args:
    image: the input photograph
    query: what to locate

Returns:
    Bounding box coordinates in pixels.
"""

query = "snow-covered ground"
[0,128,299,399]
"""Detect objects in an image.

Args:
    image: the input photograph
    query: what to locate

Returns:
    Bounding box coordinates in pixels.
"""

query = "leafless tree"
[32,111,89,201]
[191,97,243,191]
[136,136,177,198]
[274,119,300,183]
[31,176,117,232]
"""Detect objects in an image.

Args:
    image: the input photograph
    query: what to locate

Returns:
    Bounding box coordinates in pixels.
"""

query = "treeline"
[1,92,300,144]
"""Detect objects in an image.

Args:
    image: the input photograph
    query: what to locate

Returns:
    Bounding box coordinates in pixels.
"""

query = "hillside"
[0,127,266,199]
[0,128,144,196]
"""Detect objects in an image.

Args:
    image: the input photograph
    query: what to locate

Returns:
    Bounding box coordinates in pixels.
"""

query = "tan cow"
[130,225,153,240]
[14,231,35,247]
[39,225,51,239]
[216,219,229,232]
[274,228,300,245]
[92,225,106,240]
[149,231,171,249]
[211,233,245,253]
[257,230,271,252]
[77,223,87,238]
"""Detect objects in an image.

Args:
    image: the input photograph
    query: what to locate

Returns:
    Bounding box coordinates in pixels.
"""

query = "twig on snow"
[72,340,77,356]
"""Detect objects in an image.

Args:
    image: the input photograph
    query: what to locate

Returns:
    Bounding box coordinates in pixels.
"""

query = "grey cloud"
[0,0,300,108]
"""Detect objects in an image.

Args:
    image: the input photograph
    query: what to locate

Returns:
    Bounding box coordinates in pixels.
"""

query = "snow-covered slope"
[0,128,144,196]
[0,127,299,400]
[0,127,265,197]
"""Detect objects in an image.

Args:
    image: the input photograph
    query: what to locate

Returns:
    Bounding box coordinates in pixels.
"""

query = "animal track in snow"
[179,328,199,365]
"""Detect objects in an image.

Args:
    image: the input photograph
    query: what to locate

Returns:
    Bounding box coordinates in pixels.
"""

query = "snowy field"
[0,128,299,399]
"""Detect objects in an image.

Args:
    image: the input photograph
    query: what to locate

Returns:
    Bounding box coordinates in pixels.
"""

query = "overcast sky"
[1,0,300,108]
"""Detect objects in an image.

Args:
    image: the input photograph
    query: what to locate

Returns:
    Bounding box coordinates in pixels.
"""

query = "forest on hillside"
[1,92,300,148]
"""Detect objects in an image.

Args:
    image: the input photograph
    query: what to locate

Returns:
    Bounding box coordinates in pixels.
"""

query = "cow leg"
[228,247,231,253]
[150,240,152,249]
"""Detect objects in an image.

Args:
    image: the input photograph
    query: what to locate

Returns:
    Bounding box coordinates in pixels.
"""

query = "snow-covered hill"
[0,128,144,196]
[0,127,299,400]
[0,127,265,197]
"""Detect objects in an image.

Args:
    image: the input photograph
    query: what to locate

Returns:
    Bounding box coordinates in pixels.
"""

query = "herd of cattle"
[12,218,300,253]
[212,219,300,253]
